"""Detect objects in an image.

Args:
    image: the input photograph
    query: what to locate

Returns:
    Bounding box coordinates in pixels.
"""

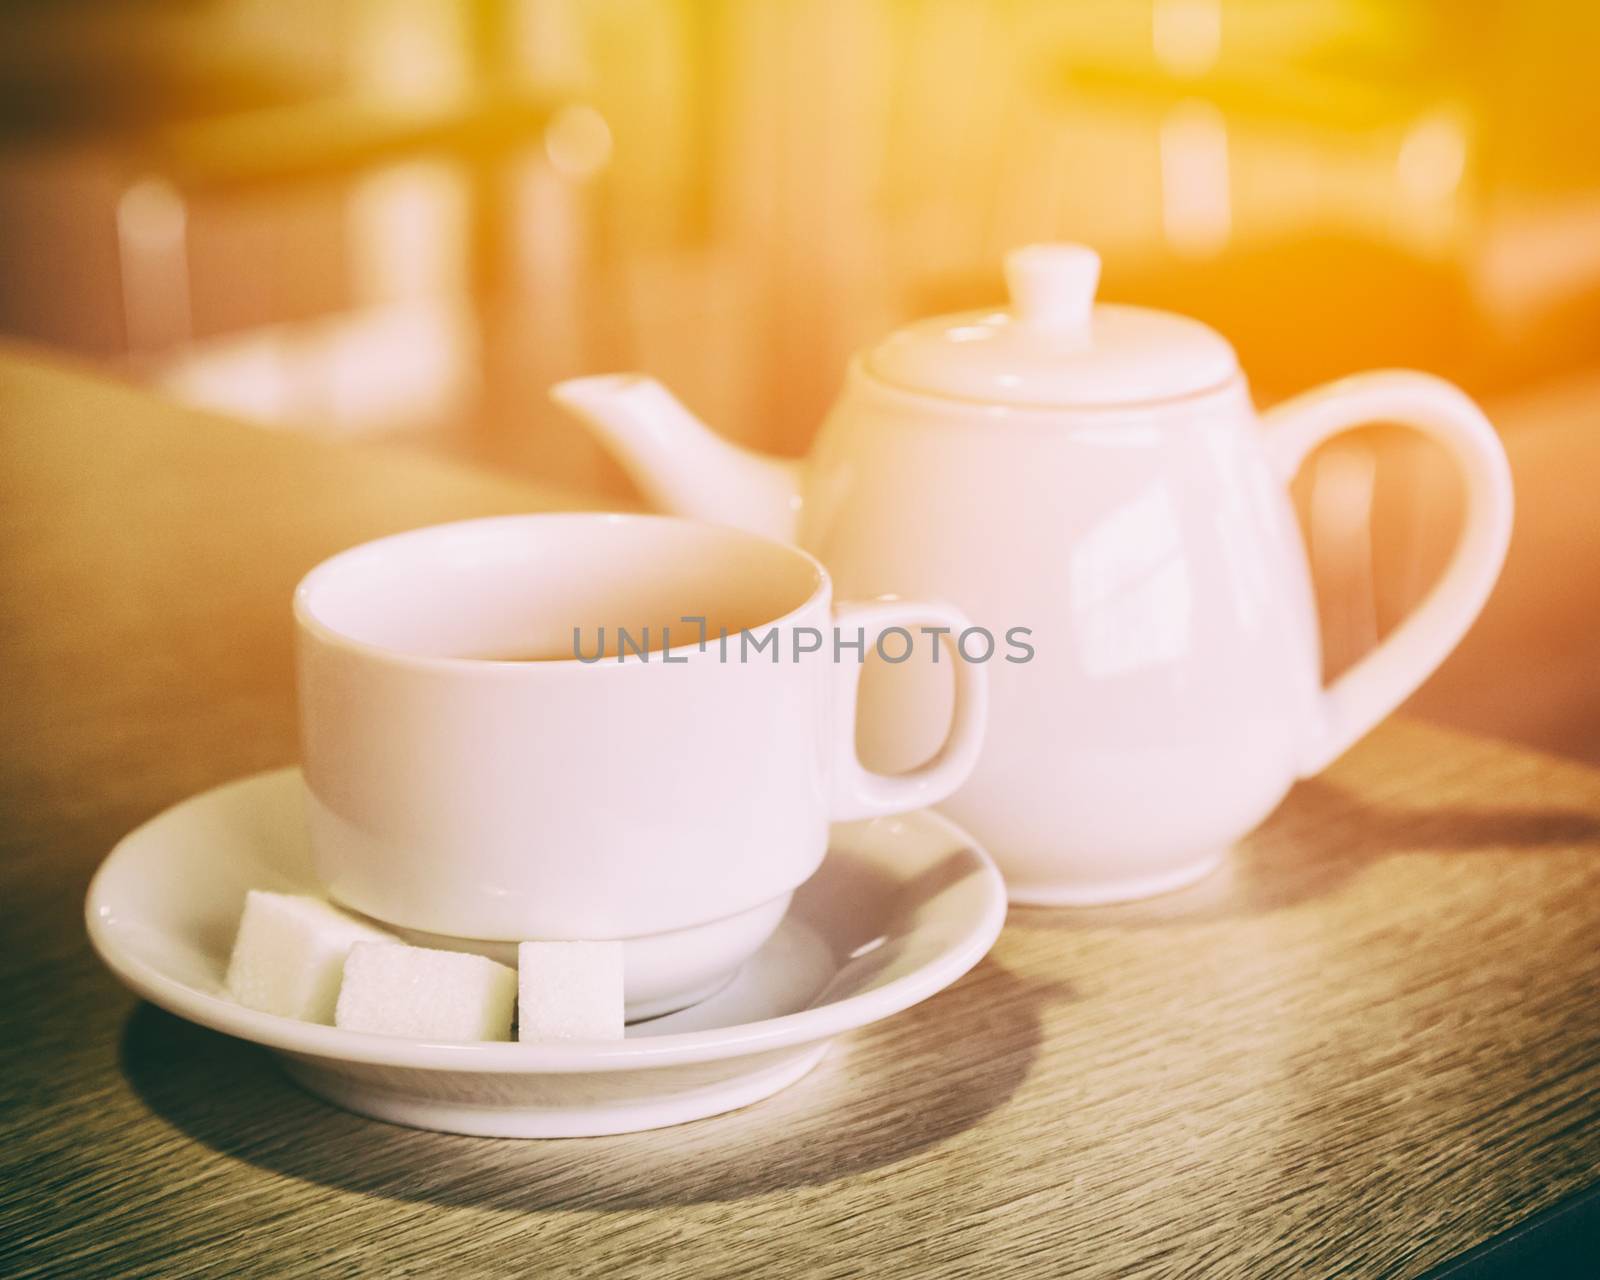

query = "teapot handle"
[828,599,990,820]
[1262,371,1513,775]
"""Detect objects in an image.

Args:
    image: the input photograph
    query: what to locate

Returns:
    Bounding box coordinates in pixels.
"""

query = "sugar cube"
[225,890,396,1023]
[335,942,517,1041]
[517,940,625,1041]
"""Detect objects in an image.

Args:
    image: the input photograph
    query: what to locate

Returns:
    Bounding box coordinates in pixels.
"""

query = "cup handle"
[828,598,990,821]
[1262,371,1514,775]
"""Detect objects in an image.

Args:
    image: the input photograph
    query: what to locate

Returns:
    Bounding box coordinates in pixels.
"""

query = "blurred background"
[2,0,1598,759]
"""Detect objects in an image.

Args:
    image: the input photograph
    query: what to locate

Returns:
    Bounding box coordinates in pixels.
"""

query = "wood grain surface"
[2,350,1597,1278]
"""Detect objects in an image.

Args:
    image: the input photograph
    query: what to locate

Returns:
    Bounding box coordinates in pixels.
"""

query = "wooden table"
[3,350,1597,1278]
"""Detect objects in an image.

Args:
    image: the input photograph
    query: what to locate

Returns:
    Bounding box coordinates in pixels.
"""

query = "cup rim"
[293,511,832,673]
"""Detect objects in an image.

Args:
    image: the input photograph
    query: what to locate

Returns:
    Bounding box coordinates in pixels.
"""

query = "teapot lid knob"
[1004,243,1099,336]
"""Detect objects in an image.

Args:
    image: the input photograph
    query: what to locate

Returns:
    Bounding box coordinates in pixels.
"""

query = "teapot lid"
[865,244,1238,408]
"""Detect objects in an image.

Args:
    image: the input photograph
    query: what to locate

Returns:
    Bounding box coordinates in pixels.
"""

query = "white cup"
[294,513,988,1018]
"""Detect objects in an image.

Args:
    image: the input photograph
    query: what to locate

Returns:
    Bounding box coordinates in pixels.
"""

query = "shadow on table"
[119,956,1053,1212]
[1007,776,1600,932]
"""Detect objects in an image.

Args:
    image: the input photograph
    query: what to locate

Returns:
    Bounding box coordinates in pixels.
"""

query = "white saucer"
[87,769,1006,1138]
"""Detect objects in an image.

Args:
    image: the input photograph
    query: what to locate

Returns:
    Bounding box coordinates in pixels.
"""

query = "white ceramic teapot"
[552,243,1513,905]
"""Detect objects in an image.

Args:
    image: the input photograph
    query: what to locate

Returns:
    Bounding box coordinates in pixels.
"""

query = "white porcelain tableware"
[85,768,1007,1138]
[554,242,1514,905]
[295,513,986,1015]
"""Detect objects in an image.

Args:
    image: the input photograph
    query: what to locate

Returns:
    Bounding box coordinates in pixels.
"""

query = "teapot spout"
[551,374,802,544]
